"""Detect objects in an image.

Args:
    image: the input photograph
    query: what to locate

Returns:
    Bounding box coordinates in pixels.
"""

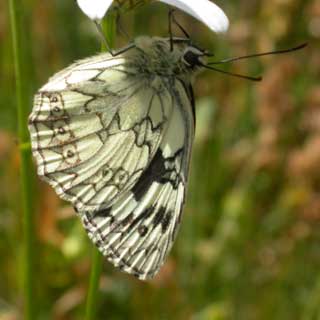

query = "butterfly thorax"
[128,36,204,81]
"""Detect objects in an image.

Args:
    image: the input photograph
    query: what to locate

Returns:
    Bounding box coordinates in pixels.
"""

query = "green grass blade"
[8,0,36,319]
[85,249,103,320]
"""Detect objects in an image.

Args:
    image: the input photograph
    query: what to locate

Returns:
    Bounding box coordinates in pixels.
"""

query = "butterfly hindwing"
[79,79,194,279]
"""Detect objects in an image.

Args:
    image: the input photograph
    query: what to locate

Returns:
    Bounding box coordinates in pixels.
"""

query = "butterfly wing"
[79,78,195,280]
[30,46,195,279]
[29,52,174,212]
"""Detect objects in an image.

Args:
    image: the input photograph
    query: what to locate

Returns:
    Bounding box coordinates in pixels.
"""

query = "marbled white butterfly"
[28,32,306,279]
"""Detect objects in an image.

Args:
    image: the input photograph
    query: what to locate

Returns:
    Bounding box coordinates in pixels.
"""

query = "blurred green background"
[1,0,320,319]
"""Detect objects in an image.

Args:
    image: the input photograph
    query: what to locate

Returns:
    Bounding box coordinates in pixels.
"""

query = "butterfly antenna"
[200,63,262,81]
[209,43,308,65]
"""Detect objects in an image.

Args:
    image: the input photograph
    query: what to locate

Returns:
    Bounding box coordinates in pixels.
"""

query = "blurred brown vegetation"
[1,0,320,319]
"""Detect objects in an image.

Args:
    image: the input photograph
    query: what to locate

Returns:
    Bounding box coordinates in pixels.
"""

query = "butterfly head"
[181,45,212,70]
[132,36,211,77]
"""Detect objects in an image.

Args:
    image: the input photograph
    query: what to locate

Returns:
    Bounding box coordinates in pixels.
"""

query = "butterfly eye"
[183,51,200,67]
[182,47,204,67]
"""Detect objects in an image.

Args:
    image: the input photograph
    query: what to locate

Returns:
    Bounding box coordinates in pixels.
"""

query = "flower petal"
[76,0,113,21]
[159,0,229,33]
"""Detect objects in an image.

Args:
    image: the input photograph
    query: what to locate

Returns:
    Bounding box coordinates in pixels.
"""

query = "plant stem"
[9,0,35,319]
[84,13,116,320]
[85,248,103,320]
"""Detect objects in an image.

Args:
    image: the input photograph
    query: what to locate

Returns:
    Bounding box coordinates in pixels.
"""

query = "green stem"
[84,13,116,320]
[9,0,35,319]
[85,249,103,320]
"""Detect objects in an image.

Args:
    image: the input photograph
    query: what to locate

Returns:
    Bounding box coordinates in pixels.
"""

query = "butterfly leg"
[94,20,117,56]
[168,9,175,51]
[168,8,190,45]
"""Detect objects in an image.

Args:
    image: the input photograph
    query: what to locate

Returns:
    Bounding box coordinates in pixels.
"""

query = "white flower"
[77,0,113,21]
[159,0,229,33]
[76,0,229,33]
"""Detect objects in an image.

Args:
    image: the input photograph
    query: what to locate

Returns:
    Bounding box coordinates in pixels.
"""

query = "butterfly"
[28,30,305,279]
[28,35,209,279]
